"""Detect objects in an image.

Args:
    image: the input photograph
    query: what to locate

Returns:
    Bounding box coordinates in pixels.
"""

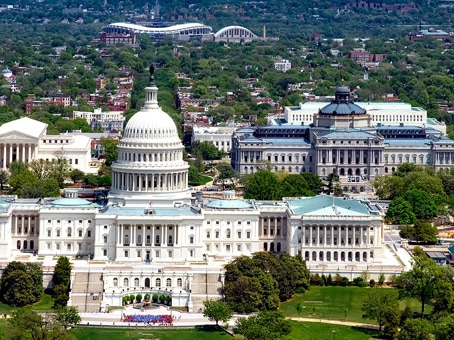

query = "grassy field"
[70,327,230,340]
[281,286,427,323]
[70,322,381,340]
[288,321,381,340]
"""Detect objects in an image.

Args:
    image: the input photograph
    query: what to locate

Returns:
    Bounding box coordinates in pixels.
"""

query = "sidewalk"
[289,317,379,330]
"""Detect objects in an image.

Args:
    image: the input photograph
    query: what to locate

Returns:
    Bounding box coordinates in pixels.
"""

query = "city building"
[274,59,291,72]
[0,79,404,314]
[0,117,99,173]
[73,108,125,132]
[232,86,454,187]
[191,126,234,153]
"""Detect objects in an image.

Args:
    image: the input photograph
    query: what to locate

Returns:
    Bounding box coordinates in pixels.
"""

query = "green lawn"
[70,326,230,340]
[281,286,427,323]
[288,321,381,340]
[70,322,380,340]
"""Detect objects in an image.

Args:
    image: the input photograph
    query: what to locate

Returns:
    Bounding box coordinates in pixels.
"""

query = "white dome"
[121,83,181,145]
[109,78,190,207]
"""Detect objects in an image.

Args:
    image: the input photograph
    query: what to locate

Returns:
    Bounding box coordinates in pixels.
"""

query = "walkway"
[289,317,379,330]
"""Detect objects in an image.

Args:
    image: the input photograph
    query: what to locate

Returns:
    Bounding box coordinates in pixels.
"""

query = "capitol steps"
[70,271,104,313]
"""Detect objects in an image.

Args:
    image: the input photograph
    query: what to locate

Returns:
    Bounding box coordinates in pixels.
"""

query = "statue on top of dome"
[149,64,155,83]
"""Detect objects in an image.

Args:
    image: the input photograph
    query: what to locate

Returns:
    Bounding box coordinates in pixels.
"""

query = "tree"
[215,162,236,190]
[203,299,233,327]
[0,169,9,191]
[100,137,118,166]
[234,311,292,340]
[397,256,453,316]
[300,173,324,194]
[402,188,437,220]
[52,256,72,309]
[385,197,416,224]
[382,306,400,340]
[0,262,43,307]
[279,174,314,198]
[434,314,454,340]
[399,221,438,244]
[243,170,281,200]
[191,141,222,160]
[362,289,399,332]
[53,306,81,329]
[398,318,433,340]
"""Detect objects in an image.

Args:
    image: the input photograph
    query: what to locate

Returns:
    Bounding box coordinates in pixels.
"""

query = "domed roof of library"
[319,85,366,116]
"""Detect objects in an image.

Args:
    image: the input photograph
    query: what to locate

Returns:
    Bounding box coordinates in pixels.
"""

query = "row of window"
[47,219,91,224]
[46,228,92,238]
[304,250,373,262]
[206,230,251,239]
[206,220,251,225]
[118,151,179,163]
[205,243,252,252]
[113,277,183,288]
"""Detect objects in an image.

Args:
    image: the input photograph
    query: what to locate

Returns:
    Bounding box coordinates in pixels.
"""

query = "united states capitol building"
[0,79,405,313]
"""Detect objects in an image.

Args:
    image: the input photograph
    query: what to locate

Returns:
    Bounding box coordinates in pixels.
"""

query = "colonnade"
[112,171,187,192]
[115,224,179,248]
[301,225,374,247]
[12,214,38,236]
[0,143,36,169]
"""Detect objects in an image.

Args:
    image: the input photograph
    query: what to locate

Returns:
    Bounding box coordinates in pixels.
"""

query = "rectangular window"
[124,251,128,257]
[137,251,141,257]
[103,249,107,256]
[87,230,91,237]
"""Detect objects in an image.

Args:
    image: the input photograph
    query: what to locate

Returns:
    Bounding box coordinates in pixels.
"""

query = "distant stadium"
[100,22,213,44]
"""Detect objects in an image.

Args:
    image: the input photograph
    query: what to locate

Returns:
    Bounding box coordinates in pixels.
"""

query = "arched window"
[144,278,150,288]
[134,278,139,287]
[30,240,34,250]
[156,278,161,287]
[124,278,129,286]
[16,240,20,249]
[113,278,118,287]
[137,235,142,245]
[263,242,268,251]
[177,278,182,287]
[277,242,281,252]
[146,235,151,244]
[23,240,27,249]
[166,278,172,287]
[168,235,173,244]
[67,228,72,237]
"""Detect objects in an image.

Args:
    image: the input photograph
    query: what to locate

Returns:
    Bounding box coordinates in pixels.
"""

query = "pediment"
[0,131,38,141]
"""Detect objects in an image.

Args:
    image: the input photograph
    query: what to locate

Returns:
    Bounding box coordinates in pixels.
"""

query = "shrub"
[144,293,150,301]
[369,279,376,287]
[136,294,142,303]
[152,294,158,303]
[159,294,166,304]
[340,277,349,286]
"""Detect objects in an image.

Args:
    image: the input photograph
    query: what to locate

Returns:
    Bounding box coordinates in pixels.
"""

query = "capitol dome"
[108,70,190,207]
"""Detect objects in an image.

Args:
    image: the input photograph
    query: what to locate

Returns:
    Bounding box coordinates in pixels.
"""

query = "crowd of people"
[123,314,174,326]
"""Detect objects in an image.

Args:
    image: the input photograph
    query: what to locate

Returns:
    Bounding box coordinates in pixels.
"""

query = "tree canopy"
[202,299,232,326]
[0,261,43,307]
[234,311,292,340]
[223,252,310,312]
[397,256,454,316]
[244,170,316,200]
